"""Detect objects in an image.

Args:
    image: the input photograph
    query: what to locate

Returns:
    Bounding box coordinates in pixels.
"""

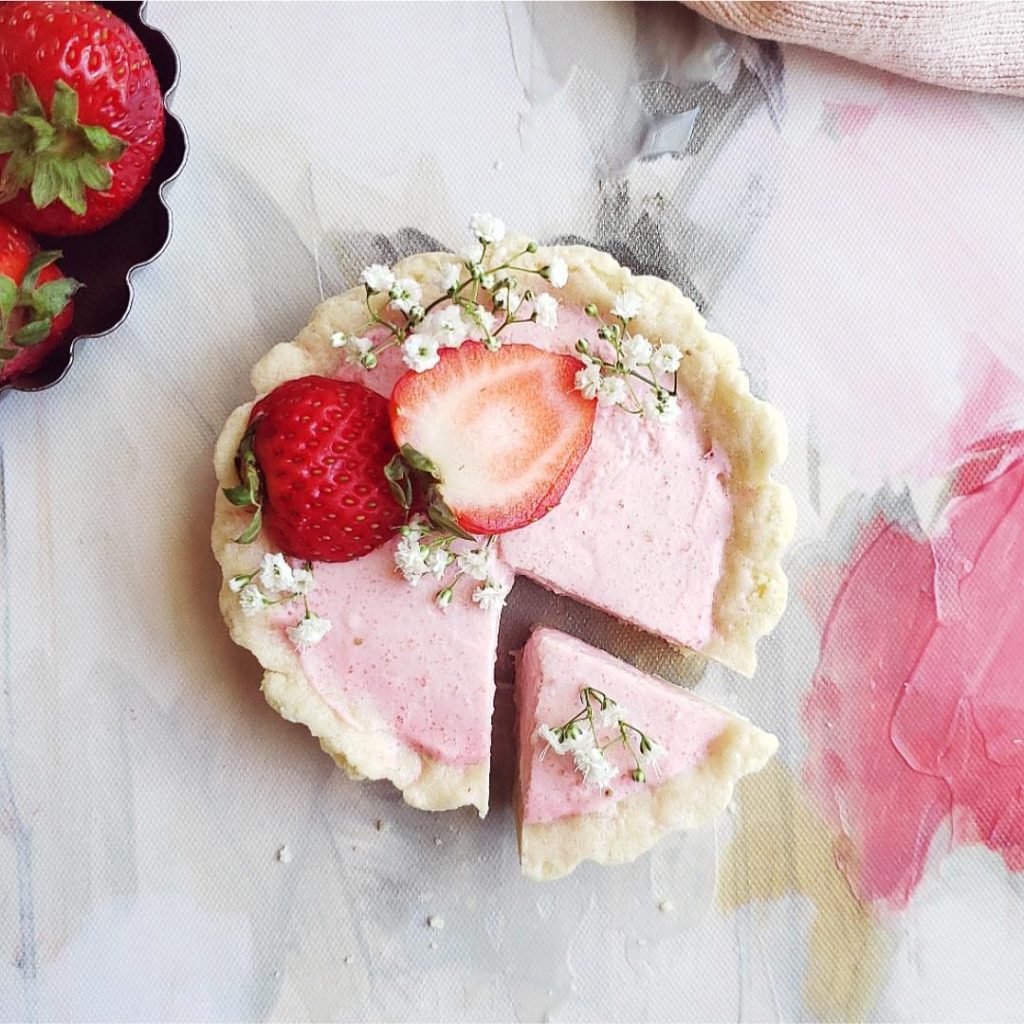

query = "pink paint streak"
[804,434,1024,908]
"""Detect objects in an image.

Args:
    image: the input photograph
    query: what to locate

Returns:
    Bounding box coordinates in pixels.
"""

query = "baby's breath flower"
[291,566,316,595]
[600,702,629,728]
[480,272,496,291]
[545,256,568,288]
[533,293,559,331]
[259,553,295,594]
[228,574,251,593]
[538,723,595,757]
[537,724,570,756]
[389,278,423,315]
[344,335,373,367]
[644,740,667,775]
[456,547,490,581]
[597,375,628,408]
[402,514,430,537]
[287,611,332,649]
[472,578,510,612]
[575,361,602,400]
[329,331,347,349]
[461,240,485,268]
[466,305,497,341]
[439,262,461,293]
[493,283,521,311]
[360,264,395,293]
[650,342,683,375]
[573,745,617,788]
[395,534,430,584]
[401,333,440,373]
[239,583,268,617]
[642,388,681,424]
[611,290,642,321]
[435,586,454,610]
[621,333,653,371]
[424,548,451,580]
[432,306,468,348]
[470,212,506,244]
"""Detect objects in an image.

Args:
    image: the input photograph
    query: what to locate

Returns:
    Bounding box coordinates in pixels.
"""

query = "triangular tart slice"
[515,628,777,880]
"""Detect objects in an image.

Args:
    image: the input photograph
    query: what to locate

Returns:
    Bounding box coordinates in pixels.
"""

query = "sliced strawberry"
[390,342,596,535]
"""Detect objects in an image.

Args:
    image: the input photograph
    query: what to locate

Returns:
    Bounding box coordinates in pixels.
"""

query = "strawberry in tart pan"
[211,215,795,875]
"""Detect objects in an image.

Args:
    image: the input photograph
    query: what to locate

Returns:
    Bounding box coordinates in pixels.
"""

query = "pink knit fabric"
[684,1,1024,97]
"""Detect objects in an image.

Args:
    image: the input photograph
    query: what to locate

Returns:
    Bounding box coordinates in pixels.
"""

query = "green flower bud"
[631,768,646,784]
[436,587,454,609]
[575,338,590,354]
[584,303,599,318]
[526,241,539,253]
[361,351,379,370]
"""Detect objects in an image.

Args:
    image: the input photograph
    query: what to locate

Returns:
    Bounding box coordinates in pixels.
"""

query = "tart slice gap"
[514,627,778,881]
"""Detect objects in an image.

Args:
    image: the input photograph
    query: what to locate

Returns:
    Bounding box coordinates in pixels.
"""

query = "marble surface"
[3,3,1024,1021]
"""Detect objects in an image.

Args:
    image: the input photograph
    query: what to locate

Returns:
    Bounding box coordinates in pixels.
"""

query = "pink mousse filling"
[275,304,731,768]
[517,629,736,824]
[275,545,508,765]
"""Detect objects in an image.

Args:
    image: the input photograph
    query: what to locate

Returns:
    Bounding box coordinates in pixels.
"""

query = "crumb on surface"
[344,955,354,966]
[658,899,675,913]
[427,915,445,930]
[434,837,442,847]
[376,818,388,832]
[276,845,293,864]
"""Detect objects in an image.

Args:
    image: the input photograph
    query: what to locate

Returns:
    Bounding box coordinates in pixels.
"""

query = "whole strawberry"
[225,376,406,563]
[0,1,166,236]
[0,215,77,384]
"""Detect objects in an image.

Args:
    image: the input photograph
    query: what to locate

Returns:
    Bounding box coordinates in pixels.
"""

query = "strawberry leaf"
[0,115,32,155]
[399,444,441,479]
[31,159,60,209]
[223,482,255,507]
[78,155,112,192]
[51,81,78,127]
[20,251,61,292]
[81,124,127,162]
[30,277,80,318]
[426,490,476,541]
[13,317,52,347]
[12,75,45,118]
[0,276,16,319]
[234,506,263,544]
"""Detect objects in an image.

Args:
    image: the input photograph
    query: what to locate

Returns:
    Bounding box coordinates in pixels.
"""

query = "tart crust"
[211,239,794,813]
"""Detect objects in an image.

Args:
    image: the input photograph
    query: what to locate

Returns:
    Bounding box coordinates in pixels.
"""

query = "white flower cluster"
[229,552,332,650]
[393,516,509,612]
[573,290,685,426]
[537,689,665,791]
[341,215,571,374]
[537,723,618,788]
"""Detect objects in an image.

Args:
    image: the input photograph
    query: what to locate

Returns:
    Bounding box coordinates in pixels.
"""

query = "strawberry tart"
[212,215,794,872]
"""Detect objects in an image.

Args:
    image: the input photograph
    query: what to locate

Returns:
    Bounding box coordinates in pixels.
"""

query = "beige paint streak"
[718,761,894,1021]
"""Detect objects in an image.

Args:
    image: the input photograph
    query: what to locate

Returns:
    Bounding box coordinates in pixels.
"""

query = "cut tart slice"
[515,628,778,880]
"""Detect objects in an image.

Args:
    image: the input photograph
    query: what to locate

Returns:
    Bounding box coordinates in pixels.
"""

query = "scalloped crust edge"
[211,237,794,814]
[516,718,779,881]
